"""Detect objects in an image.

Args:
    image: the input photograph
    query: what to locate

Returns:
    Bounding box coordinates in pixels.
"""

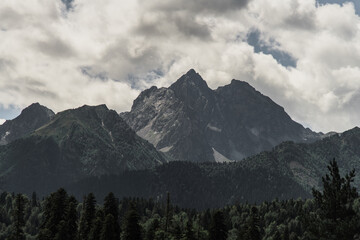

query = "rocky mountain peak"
[169,69,212,100]
[0,103,55,145]
[20,102,54,119]
[122,70,321,163]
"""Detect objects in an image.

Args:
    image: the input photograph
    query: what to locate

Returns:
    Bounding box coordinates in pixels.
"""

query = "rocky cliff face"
[122,69,320,162]
[0,103,54,145]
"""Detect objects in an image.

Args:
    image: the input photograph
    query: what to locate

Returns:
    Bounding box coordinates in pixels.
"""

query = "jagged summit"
[169,69,211,99]
[0,103,54,145]
[20,102,54,117]
[122,70,321,162]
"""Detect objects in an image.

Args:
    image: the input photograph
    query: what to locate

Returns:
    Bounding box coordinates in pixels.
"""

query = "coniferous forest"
[1,159,360,240]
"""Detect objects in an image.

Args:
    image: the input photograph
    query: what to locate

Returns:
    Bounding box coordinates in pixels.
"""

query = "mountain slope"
[66,127,360,209]
[0,105,165,194]
[0,103,54,145]
[66,161,310,209]
[244,127,360,192]
[122,69,320,162]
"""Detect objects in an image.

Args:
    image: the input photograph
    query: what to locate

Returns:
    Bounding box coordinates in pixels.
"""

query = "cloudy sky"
[0,0,359,132]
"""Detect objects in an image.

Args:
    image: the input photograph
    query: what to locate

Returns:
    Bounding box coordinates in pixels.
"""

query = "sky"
[0,0,360,133]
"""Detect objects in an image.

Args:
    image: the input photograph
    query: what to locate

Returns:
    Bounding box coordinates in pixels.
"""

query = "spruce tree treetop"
[311,159,360,239]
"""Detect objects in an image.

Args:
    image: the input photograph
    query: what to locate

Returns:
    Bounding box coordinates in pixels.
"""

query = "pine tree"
[37,188,69,240]
[184,218,195,240]
[209,211,228,240]
[79,193,97,240]
[9,194,26,240]
[146,218,159,240]
[89,209,105,240]
[282,225,289,240]
[101,214,118,240]
[53,196,78,240]
[244,207,261,240]
[165,192,171,234]
[66,199,79,240]
[122,203,142,240]
[311,159,360,239]
[104,192,120,239]
[31,192,38,208]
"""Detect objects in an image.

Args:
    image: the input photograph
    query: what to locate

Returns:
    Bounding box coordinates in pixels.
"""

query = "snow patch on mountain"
[212,148,234,163]
[207,124,222,132]
[250,128,260,137]
[0,131,10,145]
[159,146,173,153]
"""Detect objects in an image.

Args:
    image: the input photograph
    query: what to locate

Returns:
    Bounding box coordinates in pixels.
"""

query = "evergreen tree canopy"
[209,210,227,240]
[122,203,142,240]
[311,159,360,239]
[9,194,26,240]
[79,193,97,240]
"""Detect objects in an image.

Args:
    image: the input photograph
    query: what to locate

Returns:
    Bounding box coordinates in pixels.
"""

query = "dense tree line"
[0,159,360,239]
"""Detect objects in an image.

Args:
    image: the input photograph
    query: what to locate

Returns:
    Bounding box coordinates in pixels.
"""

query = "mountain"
[246,127,360,192]
[121,69,320,162]
[0,103,54,145]
[65,127,360,209]
[0,104,165,195]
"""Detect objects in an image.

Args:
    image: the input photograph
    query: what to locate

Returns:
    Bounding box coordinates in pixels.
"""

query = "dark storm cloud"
[145,0,251,14]
[135,0,250,39]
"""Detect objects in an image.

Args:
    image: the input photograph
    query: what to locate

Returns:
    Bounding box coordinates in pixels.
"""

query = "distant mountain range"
[122,69,320,162]
[0,69,358,208]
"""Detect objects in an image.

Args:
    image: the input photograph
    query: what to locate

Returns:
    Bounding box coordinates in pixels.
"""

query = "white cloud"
[0,0,359,132]
[0,119,5,125]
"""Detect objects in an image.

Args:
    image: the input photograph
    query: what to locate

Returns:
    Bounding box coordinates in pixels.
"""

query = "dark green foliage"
[89,209,104,240]
[209,211,227,240]
[309,159,359,239]
[37,188,78,240]
[122,203,142,240]
[100,214,118,240]
[145,218,159,240]
[9,194,26,240]
[1,159,360,240]
[79,193,97,240]
[184,218,195,240]
[243,207,261,240]
[67,160,310,209]
[31,192,38,208]
[103,192,120,238]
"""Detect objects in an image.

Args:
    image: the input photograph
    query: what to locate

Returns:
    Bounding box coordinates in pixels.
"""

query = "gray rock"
[122,69,321,162]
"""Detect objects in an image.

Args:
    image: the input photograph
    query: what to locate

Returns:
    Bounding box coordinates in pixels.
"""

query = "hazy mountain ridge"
[122,69,321,162]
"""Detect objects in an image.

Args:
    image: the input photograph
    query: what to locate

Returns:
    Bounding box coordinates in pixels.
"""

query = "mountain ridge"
[0,104,165,195]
